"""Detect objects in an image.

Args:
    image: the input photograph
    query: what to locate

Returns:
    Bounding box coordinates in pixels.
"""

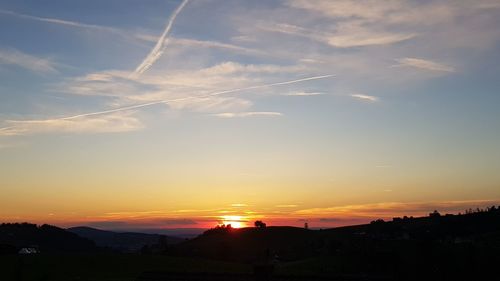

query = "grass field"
[0,254,252,281]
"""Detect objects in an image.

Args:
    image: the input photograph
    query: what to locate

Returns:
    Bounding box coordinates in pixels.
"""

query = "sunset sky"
[1,0,500,230]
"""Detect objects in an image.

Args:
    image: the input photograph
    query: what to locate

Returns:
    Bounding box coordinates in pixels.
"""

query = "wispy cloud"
[151,37,263,56]
[283,92,324,96]
[133,0,189,76]
[294,199,500,219]
[0,112,142,136]
[350,94,379,102]
[1,74,334,135]
[0,48,58,74]
[327,32,415,48]
[396,57,455,73]
[258,22,415,48]
[231,203,248,207]
[286,0,455,25]
[0,9,121,32]
[213,112,283,118]
[82,218,197,230]
[169,96,252,113]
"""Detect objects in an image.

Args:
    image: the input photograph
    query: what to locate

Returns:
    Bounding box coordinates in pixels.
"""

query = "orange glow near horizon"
[220,215,248,228]
[2,200,500,231]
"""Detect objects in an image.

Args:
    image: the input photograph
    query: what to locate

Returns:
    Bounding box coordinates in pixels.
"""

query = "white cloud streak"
[0,74,335,135]
[0,9,124,35]
[396,57,455,72]
[136,36,264,56]
[213,112,283,118]
[283,92,324,96]
[258,22,415,48]
[1,8,259,57]
[0,112,142,136]
[133,0,189,76]
[350,94,379,102]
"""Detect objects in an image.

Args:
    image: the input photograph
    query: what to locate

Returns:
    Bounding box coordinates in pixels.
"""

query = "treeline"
[371,205,500,224]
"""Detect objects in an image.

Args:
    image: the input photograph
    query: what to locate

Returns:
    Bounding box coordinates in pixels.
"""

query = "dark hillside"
[68,226,183,253]
[174,226,315,262]
[172,208,500,280]
[0,223,96,253]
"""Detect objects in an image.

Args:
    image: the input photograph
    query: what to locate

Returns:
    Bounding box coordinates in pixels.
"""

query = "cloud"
[0,112,142,136]
[326,32,415,48]
[294,199,500,219]
[63,72,332,116]
[61,62,316,101]
[212,112,283,118]
[169,97,252,113]
[0,48,58,74]
[169,37,263,56]
[2,74,334,136]
[276,204,299,208]
[1,7,261,57]
[396,57,455,72]
[197,61,304,75]
[350,94,379,102]
[133,0,189,76]
[231,203,248,207]
[258,22,415,48]
[283,92,324,96]
[286,0,456,25]
[0,9,122,33]
[82,218,197,230]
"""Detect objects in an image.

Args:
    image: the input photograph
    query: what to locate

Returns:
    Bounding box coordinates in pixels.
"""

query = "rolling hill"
[0,223,96,253]
[68,226,183,253]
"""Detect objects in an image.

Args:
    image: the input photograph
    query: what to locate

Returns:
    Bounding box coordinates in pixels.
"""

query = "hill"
[0,223,96,253]
[171,208,500,279]
[68,226,183,253]
[174,226,314,262]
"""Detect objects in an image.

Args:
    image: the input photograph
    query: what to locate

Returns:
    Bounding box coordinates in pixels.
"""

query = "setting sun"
[220,215,247,228]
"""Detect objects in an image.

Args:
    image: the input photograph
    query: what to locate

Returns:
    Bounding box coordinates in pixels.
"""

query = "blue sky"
[1,0,500,228]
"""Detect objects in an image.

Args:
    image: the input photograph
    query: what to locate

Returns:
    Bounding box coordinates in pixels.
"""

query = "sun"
[220,215,246,228]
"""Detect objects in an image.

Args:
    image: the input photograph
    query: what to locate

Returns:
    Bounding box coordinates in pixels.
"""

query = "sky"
[1,0,500,230]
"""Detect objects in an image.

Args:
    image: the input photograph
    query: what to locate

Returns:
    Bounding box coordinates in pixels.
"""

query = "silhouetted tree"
[254,220,267,228]
[429,210,441,217]
[371,219,385,224]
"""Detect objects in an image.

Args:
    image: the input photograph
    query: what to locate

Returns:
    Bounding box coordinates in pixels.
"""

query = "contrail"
[0,9,117,31]
[133,0,189,76]
[0,74,335,132]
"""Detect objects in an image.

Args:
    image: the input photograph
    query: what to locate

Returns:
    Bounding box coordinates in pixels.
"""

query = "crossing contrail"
[133,0,189,76]
[0,74,335,133]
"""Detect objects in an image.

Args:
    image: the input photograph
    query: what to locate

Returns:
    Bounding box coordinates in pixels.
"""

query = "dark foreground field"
[0,254,251,281]
[0,254,398,281]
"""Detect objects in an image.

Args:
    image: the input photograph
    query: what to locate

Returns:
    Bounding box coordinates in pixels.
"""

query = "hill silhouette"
[174,226,314,262]
[68,226,183,253]
[170,207,500,280]
[0,223,96,253]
